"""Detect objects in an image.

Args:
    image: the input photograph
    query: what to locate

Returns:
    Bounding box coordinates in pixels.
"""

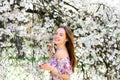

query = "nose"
[54,33,58,37]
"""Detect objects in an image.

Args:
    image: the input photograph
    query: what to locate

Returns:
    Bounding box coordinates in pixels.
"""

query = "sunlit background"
[0,0,120,80]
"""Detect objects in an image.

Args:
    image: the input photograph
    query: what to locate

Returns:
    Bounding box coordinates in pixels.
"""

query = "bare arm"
[48,51,54,58]
[52,70,70,80]
[47,44,54,58]
[40,63,70,80]
[57,74,70,80]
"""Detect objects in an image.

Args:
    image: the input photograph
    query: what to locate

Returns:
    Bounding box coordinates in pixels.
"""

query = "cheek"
[53,35,57,39]
[61,37,67,42]
[53,36,57,41]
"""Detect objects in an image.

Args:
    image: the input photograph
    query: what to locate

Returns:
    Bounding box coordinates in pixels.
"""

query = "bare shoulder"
[55,49,69,59]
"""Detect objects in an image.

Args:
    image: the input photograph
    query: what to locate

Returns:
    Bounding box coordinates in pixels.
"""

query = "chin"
[54,41,60,45]
[54,42,59,45]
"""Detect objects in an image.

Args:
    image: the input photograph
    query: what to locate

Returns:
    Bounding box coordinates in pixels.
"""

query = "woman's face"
[53,28,67,45]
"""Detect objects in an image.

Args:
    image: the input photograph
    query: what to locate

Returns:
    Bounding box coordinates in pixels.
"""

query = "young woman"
[39,26,77,80]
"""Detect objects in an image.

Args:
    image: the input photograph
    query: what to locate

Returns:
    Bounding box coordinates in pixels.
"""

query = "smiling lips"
[54,37,60,43]
[54,39,59,42]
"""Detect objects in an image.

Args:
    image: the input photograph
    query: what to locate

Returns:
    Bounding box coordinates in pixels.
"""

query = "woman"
[39,26,77,80]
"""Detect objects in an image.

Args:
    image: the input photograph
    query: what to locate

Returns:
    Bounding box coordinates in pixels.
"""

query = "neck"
[56,44,66,50]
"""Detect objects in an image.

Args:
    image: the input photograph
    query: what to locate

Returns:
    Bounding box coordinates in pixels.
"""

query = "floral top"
[49,56,72,80]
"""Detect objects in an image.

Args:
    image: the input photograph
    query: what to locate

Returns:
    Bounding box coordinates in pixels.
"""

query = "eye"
[60,33,63,36]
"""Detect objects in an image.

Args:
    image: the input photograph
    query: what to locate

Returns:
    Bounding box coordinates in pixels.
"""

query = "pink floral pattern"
[49,56,72,80]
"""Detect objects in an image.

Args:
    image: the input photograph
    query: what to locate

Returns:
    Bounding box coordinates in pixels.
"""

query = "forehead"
[56,28,66,34]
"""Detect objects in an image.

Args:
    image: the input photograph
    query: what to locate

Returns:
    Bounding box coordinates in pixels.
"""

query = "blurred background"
[0,0,120,80]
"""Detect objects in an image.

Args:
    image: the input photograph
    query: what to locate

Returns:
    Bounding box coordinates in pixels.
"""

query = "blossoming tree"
[0,0,120,80]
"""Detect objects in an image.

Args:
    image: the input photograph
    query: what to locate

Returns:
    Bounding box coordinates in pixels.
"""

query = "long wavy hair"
[58,26,77,72]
